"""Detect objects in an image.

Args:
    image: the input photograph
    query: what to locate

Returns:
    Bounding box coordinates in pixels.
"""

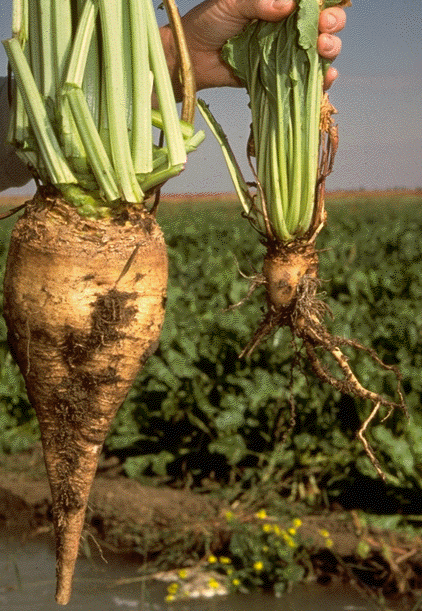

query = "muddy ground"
[0,445,421,608]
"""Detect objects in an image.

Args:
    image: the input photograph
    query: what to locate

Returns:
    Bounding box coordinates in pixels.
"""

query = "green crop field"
[1,190,422,511]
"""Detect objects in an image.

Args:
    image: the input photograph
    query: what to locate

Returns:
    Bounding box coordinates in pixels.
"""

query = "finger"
[319,7,347,34]
[323,66,338,91]
[318,33,342,61]
[236,0,296,22]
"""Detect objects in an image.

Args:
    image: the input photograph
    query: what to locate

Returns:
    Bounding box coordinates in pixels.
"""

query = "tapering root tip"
[55,574,74,606]
[54,511,87,605]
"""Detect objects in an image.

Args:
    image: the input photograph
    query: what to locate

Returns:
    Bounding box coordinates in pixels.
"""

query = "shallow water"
[0,534,396,611]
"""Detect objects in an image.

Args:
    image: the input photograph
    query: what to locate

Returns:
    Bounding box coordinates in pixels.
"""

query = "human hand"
[161,0,346,97]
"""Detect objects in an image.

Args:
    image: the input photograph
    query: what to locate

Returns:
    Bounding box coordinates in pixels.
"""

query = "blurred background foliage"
[1,191,422,512]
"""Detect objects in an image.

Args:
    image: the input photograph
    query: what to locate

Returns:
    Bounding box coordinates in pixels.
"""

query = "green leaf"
[165,348,199,379]
[145,355,180,390]
[215,409,245,432]
[219,0,324,241]
[356,539,371,560]
[373,426,415,476]
[282,564,305,583]
[209,434,248,465]
[297,0,319,50]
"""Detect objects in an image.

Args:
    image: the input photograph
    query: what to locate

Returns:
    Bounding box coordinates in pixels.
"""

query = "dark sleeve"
[0,76,33,191]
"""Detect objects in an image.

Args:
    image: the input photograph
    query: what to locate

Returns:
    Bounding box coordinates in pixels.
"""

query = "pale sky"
[1,0,421,195]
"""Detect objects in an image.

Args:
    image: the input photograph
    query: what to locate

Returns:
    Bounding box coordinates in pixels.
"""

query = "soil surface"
[1,445,421,608]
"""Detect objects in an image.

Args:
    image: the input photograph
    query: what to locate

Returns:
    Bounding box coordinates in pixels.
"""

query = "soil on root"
[1,446,422,607]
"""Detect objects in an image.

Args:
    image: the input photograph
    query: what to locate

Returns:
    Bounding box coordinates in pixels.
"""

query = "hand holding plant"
[198,0,407,483]
[162,0,346,95]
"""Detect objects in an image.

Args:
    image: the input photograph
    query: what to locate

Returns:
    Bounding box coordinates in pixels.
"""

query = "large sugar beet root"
[3,190,168,604]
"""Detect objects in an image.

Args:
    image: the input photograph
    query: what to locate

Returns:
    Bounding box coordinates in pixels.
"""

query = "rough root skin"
[238,240,407,481]
[3,187,168,604]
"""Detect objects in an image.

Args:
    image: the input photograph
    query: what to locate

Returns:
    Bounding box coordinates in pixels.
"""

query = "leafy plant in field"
[165,511,307,600]
[221,512,306,595]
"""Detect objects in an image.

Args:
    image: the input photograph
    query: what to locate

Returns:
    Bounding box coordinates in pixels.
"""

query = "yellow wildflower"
[262,523,272,533]
[225,510,234,522]
[318,529,330,538]
[253,561,264,572]
[165,595,175,603]
[208,578,220,589]
[167,582,179,595]
[255,509,267,519]
[293,518,302,528]
[325,538,334,548]
[281,532,297,548]
[273,525,282,536]
[288,527,297,535]
[207,555,217,564]
[178,568,188,579]
[219,556,232,564]
[232,578,241,587]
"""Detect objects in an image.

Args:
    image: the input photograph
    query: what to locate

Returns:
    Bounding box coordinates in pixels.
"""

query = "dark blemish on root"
[47,366,122,516]
[48,289,136,516]
[275,276,296,300]
[115,243,141,285]
[31,326,57,346]
[61,288,136,368]
[93,289,137,341]
[83,273,95,281]
[44,425,84,515]
[53,368,121,439]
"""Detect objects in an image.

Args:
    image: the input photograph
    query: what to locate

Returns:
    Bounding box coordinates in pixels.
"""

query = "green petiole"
[97,0,143,203]
[210,0,347,242]
[197,99,253,218]
[143,0,186,168]
[3,37,76,185]
[64,84,120,201]
[129,0,152,174]
[5,0,204,213]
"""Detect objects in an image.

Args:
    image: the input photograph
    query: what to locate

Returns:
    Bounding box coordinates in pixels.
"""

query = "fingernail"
[272,0,292,7]
[326,12,337,29]
[323,34,335,52]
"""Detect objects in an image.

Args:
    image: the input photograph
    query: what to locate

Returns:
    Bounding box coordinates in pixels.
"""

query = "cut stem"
[97,0,143,203]
[144,0,186,168]
[129,0,153,174]
[3,37,76,185]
